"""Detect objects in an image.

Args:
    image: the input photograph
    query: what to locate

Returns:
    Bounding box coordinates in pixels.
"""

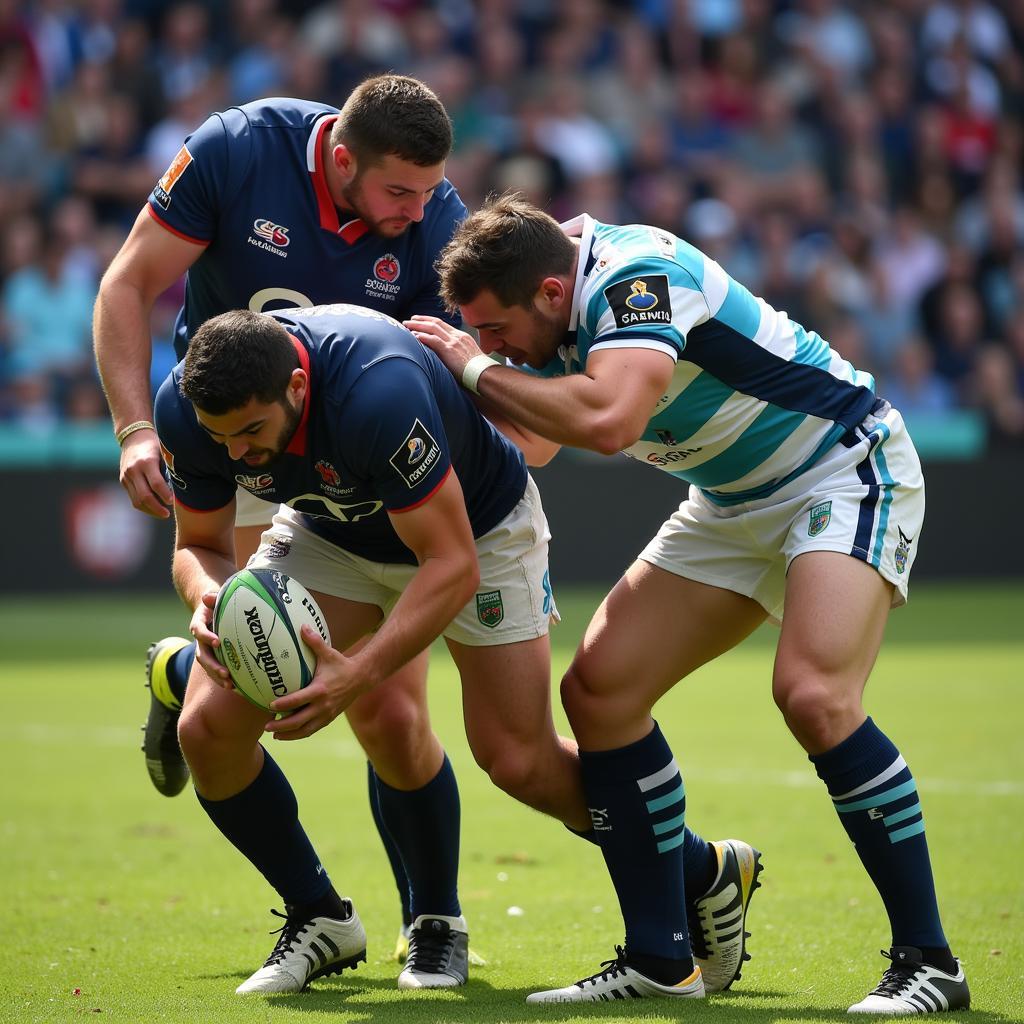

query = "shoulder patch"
[603,275,672,330]
[389,418,442,489]
[153,144,194,210]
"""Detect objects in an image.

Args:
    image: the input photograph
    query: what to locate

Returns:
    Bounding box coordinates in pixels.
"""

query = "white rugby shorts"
[640,401,924,623]
[234,487,279,528]
[247,475,557,646]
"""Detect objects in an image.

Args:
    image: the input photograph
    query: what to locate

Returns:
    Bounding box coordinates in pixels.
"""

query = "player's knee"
[347,691,430,762]
[560,660,622,734]
[772,669,859,751]
[477,743,543,803]
[177,703,250,773]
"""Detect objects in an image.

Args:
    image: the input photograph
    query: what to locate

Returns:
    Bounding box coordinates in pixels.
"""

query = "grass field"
[2,583,1022,1023]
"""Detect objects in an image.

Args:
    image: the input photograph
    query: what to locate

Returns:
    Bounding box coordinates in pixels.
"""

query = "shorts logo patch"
[604,275,672,329]
[153,144,193,210]
[808,500,832,537]
[476,589,504,629]
[261,536,292,560]
[894,526,913,574]
[389,418,441,488]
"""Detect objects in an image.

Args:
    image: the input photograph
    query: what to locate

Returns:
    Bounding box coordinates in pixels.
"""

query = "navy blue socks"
[579,722,693,977]
[374,754,461,919]
[367,762,413,926]
[197,748,332,908]
[812,717,948,952]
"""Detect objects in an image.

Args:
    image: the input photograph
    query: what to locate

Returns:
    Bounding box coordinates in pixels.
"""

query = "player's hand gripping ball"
[213,568,331,710]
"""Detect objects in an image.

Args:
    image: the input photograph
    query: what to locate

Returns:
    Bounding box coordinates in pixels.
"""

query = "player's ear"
[332,143,357,180]
[288,368,307,403]
[538,276,567,311]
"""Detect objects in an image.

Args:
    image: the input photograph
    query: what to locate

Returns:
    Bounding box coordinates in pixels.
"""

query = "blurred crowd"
[2,0,1023,448]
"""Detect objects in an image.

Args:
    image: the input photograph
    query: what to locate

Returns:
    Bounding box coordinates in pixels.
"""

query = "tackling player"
[407,195,970,1013]
[93,74,468,974]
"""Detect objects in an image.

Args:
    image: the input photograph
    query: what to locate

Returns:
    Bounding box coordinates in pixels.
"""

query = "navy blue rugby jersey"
[153,304,528,565]
[146,97,467,358]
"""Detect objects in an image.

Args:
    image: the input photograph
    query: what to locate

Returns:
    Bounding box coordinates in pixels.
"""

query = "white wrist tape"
[462,354,497,394]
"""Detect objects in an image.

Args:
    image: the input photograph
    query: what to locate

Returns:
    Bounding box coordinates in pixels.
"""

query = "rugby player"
[407,195,970,1013]
[93,75,468,969]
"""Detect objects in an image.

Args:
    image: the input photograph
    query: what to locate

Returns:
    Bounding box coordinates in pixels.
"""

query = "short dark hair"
[436,193,576,312]
[181,311,298,414]
[329,74,452,167]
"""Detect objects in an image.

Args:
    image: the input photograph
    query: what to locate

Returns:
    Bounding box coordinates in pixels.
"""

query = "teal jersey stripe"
[656,831,687,854]
[835,778,918,813]
[793,323,833,369]
[889,820,927,844]
[671,237,707,288]
[644,371,734,443]
[714,278,761,338]
[701,422,847,506]
[652,812,686,836]
[684,401,808,489]
[870,423,894,567]
[883,801,922,827]
[646,781,685,814]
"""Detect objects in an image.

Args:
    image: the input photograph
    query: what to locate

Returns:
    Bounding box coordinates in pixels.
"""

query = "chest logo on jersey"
[314,459,354,497]
[248,219,290,258]
[365,253,402,300]
[389,418,441,489]
[604,275,672,329]
[235,472,275,495]
[153,145,193,210]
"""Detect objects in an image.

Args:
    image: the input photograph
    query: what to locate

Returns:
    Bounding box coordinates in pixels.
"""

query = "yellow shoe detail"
[148,637,189,710]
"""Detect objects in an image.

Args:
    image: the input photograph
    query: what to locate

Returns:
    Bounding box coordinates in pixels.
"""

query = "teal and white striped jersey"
[532,215,877,505]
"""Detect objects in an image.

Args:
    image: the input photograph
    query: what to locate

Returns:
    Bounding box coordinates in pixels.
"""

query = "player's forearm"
[474,396,562,466]
[172,543,236,611]
[93,276,156,432]
[475,366,637,455]
[348,554,479,692]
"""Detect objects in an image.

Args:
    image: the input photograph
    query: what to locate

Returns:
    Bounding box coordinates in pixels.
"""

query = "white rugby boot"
[526,946,705,1003]
[690,838,763,992]
[848,947,970,1014]
[236,902,366,994]
[397,914,470,989]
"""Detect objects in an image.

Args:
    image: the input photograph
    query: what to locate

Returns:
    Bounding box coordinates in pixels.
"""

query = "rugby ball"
[212,568,331,711]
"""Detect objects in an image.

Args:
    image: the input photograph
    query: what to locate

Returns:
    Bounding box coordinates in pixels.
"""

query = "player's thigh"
[565,559,766,728]
[775,550,893,708]
[449,634,555,765]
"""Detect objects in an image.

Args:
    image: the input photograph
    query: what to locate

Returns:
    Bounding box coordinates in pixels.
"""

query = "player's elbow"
[588,413,641,457]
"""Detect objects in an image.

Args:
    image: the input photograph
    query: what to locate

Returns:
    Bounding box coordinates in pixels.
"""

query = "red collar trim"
[309,115,369,242]
[285,334,311,456]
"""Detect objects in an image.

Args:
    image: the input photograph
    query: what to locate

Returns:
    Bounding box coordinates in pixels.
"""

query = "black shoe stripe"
[908,992,934,1011]
[611,989,625,999]
[716,928,742,943]
[712,899,741,919]
[309,941,326,967]
[302,953,315,973]
[318,933,341,958]
[625,985,641,998]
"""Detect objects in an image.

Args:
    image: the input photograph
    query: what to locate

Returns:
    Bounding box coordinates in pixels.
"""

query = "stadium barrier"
[0,418,1017,592]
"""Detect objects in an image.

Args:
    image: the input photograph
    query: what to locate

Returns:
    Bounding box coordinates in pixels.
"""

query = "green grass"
[2,583,1022,1023]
